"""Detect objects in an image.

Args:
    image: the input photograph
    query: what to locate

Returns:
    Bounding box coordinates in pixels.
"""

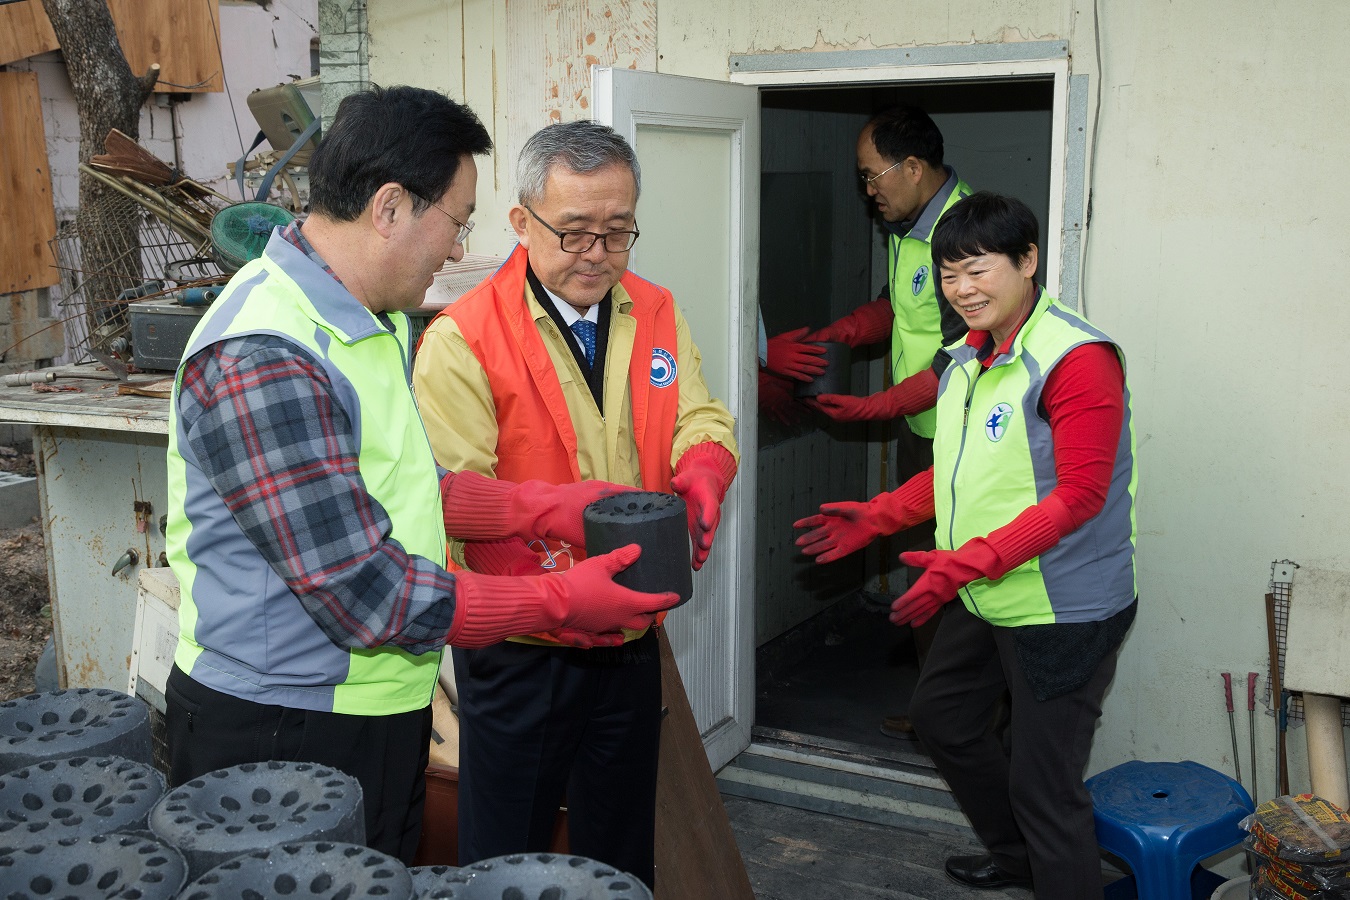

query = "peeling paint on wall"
[504,0,656,176]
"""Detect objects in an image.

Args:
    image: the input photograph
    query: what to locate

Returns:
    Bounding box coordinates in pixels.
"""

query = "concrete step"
[717,727,974,839]
[0,470,37,528]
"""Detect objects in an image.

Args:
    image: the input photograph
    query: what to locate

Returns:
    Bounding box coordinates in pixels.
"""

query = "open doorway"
[751,78,1057,762]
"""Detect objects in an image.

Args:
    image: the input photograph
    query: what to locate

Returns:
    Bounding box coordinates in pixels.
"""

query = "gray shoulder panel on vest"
[264,233,389,345]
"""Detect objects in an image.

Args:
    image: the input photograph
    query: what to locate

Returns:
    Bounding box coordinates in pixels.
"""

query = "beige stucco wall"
[366,0,1350,792]
[1080,0,1350,792]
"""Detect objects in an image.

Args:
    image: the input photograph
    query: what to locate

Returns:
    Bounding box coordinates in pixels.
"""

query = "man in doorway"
[774,104,971,740]
[412,120,738,889]
[164,87,679,864]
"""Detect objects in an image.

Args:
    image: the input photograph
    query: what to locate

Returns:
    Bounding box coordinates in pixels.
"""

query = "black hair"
[865,104,944,169]
[931,192,1039,268]
[307,85,493,221]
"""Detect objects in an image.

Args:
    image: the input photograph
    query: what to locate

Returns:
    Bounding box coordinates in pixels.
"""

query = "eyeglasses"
[525,206,640,254]
[859,160,902,186]
[413,192,475,245]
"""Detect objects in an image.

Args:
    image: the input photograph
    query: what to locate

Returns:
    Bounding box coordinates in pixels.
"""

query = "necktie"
[571,319,597,366]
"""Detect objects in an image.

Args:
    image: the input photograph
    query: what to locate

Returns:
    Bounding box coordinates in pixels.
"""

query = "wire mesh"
[49,193,222,364]
[1268,559,1350,728]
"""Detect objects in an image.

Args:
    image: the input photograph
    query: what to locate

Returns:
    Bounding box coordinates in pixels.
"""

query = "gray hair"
[516,120,642,205]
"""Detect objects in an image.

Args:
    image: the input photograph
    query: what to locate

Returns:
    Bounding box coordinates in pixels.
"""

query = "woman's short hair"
[931,192,1039,268]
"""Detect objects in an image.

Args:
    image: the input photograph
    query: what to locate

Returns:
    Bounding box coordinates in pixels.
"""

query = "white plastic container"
[1210,876,1250,900]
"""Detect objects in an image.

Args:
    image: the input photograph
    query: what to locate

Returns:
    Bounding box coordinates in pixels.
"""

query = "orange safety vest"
[436,245,680,581]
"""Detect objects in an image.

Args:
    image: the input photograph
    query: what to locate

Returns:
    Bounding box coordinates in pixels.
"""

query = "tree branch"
[136,63,161,98]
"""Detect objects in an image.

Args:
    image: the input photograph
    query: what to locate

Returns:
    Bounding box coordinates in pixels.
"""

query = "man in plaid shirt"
[163,86,677,863]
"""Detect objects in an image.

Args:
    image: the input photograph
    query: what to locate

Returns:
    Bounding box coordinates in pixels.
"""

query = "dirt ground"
[0,446,50,702]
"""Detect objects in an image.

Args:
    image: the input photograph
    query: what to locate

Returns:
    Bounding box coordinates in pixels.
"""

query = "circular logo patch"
[985,403,1014,442]
[911,265,929,296]
[650,348,677,387]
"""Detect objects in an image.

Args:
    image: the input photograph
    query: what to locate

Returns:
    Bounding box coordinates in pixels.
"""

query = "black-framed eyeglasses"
[413,192,475,245]
[525,205,640,254]
[859,160,902,186]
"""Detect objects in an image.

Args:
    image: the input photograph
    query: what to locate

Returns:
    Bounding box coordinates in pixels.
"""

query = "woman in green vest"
[796,192,1137,899]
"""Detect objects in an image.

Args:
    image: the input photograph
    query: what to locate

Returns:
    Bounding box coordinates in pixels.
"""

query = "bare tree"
[40,0,159,338]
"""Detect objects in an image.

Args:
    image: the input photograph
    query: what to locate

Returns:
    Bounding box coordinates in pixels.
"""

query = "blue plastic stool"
[1086,760,1254,900]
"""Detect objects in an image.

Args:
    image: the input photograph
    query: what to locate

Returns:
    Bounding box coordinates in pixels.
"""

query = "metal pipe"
[2,371,55,386]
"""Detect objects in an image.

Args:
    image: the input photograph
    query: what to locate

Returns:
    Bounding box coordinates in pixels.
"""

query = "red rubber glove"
[758,371,805,425]
[809,369,939,423]
[765,327,828,382]
[464,537,547,577]
[794,488,926,564]
[449,544,678,648]
[441,470,632,548]
[671,442,738,571]
[892,539,1006,627]
[462,539,624,648]
[805,298,894,349]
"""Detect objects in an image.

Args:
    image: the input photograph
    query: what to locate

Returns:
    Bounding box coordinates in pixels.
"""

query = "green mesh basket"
[210,202,297,272]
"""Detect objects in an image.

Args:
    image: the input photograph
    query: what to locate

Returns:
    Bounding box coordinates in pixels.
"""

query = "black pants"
[452,630,662,889]
[907,602,1118,900]
[164,665,432,864]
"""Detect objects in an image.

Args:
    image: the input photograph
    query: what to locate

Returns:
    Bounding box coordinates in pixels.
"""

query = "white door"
[593,67,759,770]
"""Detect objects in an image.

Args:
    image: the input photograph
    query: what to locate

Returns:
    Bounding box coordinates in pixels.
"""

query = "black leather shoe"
[944,854,1033,890]
[879,714,920,741]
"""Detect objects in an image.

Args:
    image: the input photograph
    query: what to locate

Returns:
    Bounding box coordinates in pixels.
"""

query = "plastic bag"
[1242,794,1350,899]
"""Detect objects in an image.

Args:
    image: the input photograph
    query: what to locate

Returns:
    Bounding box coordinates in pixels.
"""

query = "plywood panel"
[0,1,222,91]
[0,0,58,66]
[107,0,224,93]
[655,629,756,900]
[0,71,59,294]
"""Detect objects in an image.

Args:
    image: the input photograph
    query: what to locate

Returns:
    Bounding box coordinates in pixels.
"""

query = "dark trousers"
[907,602,1118,900]
[452,630,662,889]
[164,665,433,864]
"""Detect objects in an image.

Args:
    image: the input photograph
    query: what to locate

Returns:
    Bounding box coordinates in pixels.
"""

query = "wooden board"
[1284,566,1350,696]
[106,0,224,93]
[654,628,756,900]
[2,0,224,92]
[0,71,59,295]
[0,0,58,66]
[0,365,170,434]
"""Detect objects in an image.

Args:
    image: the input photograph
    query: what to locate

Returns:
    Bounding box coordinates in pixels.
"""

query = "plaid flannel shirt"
[176,224,458,655]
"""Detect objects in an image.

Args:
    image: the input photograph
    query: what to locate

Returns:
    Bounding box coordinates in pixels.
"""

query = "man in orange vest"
[412,120,738,889]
